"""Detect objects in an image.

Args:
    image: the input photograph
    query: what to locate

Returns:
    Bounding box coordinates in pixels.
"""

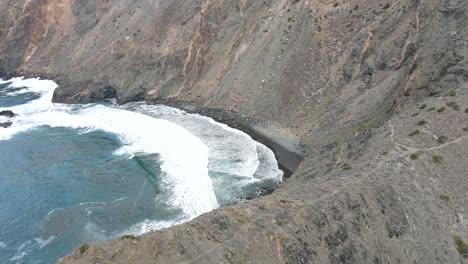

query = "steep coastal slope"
[1,0,468,263]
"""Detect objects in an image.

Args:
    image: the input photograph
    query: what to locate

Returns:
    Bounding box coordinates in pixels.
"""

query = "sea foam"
[0,77,218,218]
[0,77,283,236]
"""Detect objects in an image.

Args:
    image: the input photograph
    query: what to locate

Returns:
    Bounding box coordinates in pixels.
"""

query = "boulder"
[0,110,16,118]
[0,121,12,128]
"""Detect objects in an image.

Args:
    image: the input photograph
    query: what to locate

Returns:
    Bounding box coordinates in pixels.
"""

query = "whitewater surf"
[0,77,283,264]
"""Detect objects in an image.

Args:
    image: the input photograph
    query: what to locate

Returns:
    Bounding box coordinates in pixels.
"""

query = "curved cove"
[0,77,283,264]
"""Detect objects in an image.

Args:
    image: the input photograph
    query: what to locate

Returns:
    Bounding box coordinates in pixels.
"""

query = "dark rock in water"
[0,110,16,118]
[0,121,12,128]
[255,186,275,197]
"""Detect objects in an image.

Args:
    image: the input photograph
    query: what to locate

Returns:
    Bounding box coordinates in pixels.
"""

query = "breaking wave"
[0,77,283,235]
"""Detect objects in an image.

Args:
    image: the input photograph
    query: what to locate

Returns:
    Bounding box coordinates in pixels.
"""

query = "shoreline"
[0,71,304,177]
[151,99,304,178]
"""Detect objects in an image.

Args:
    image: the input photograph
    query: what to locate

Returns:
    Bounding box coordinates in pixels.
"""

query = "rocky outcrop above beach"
[1,0,468,263]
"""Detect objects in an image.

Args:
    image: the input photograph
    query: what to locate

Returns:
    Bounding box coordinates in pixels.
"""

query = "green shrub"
[417,120,427,126]
[437,107,446,113]
[432,155,443,164]
[465,108,468,113]
[342,163,352,170]
[411,112,419,117]
[121,234,140,240]
[419,104,427,109]
[464,127,468,132]
[439,194,450,202]
[454,236,468,258]
[409,130,420,136]
[79,244,89,254]
[410,153,419,160]
[437,135,448,144]
[447,101,460,110]
[427,107,436,111]
[448,89,457,97]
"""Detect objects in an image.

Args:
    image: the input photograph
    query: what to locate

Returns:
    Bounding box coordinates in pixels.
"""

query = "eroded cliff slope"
[1,0,468,263]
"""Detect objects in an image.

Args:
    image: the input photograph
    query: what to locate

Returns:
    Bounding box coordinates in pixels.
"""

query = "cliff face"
[1,0,468,263]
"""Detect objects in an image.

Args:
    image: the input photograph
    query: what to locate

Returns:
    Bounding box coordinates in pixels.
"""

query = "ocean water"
[0,78,283,264]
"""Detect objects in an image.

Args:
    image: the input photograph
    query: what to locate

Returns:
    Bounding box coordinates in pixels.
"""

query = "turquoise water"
[0,78,283,263]
[0,81,180,263]
[0,128,178,264]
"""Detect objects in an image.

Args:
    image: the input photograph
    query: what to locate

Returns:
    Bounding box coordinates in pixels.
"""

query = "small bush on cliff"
[437,135,448,144]
[409,130,420,137]
[410,153,420,160]
[342,163,352,170]
[417,120,427,126]
[446,101,460,110]
[121,234,140,240]
[454,236,468,258]
[79,244,89,254]
[439,194,450,202]
[432,155,443,164]
[437,107,446,113]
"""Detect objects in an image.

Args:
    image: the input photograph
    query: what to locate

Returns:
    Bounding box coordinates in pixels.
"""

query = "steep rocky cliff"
[1,0,468,263]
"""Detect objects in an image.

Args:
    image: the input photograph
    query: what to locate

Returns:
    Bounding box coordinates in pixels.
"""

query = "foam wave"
[0,78,218,218]
[10,241,32,261]
[34,236,55,250]
[0,241,6,249]
[0,77,283,240]
[122,218,187,236]
[133,104,283,183]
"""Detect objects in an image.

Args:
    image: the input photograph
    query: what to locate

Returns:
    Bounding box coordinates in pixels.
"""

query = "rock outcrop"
[0,121,12,128]
[0,0,467,263]
[0,110,15,118]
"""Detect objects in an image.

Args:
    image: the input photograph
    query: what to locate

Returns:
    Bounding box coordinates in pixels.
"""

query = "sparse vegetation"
[464,127,468,132]
[410,153,419,160]
[409,130,420,137]
[446,101,460,110]
[432,155,443,164]
[454,236,468,259]
[419,104,427,109]
[437,135,448,144]
[121,234,140,240]
[342,163,352,170]
[439,194,450,202]
[411,112,419,117]
[465,108,468,113]
[427,107,436,111]
[437,107,446,113]
[448,89,457,97]
[417,120,427,126]
[79,244,89,254]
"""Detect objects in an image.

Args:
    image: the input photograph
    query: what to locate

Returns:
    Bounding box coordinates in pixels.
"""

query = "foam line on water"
[0,78,218,218]
[122,218,188,236]
[133,104,283,183]
[0,77,283,241]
